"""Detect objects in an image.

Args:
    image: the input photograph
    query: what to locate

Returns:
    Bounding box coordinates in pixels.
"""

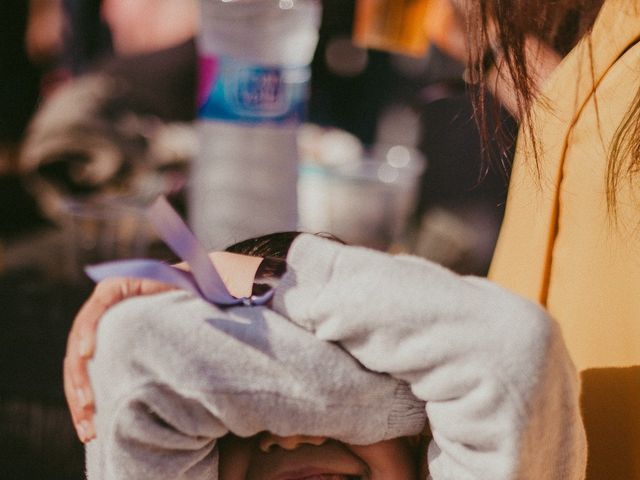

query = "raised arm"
[272,234,587,480]
[85,290,426,479]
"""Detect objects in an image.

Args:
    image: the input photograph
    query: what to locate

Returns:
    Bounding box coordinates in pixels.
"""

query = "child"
[69,232,586,479]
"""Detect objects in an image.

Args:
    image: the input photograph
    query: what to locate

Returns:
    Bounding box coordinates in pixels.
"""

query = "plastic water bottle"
[191,0,322,249]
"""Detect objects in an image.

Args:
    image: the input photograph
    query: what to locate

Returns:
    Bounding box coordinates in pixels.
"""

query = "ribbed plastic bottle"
[191,0,321,249]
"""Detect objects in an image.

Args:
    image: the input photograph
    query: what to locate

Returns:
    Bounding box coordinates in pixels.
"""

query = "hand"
[64,277,176,443]
[64,250,262,442]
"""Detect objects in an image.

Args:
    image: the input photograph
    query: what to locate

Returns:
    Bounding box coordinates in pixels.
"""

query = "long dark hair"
[466,0,640,208]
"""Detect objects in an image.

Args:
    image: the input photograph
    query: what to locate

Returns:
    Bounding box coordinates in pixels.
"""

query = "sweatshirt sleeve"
[85,290,426,480]
[272,234,587,480]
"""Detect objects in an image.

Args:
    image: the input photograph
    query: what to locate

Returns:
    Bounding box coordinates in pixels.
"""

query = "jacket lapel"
[489,0,640,303]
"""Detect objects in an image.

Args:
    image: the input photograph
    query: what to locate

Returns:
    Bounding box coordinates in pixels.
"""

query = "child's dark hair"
[224,231,343,295]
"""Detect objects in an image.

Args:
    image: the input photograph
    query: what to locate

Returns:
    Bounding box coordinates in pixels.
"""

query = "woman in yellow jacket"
[476,0,640,477]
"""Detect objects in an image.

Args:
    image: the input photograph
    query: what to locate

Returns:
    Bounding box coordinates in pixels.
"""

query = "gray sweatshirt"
[86,234,586,479]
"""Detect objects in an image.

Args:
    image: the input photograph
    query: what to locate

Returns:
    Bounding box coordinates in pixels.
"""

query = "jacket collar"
[489,0,640,301]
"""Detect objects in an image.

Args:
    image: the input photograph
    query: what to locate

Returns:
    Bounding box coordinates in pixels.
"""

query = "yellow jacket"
[489,0,640,477]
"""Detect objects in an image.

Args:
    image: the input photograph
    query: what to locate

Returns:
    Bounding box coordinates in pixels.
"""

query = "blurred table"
[1,230,93,480]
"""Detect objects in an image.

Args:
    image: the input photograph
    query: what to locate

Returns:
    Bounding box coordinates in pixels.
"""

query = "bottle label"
[198,54,310,124]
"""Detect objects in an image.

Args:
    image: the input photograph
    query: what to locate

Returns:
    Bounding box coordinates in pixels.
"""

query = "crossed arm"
[65,234,586,479]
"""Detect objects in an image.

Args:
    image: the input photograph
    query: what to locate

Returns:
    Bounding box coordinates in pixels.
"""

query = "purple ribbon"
[84,196,273,307]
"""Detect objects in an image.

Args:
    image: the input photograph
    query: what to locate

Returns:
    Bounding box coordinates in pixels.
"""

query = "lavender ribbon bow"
[85,196,273,306]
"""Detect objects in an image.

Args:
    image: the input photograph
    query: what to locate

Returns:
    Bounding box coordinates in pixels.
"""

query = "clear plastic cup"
[353,0,435,57]
[299,144,426,251]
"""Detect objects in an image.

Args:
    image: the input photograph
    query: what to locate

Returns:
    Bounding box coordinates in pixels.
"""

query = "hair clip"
[241,290,275,306]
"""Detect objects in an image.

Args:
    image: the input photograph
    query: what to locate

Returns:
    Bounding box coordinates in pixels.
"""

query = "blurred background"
[0,0,516,478]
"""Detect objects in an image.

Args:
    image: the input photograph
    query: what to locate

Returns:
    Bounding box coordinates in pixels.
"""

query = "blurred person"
[100,0,197,56]
[25,0,73,98]
[19,0,199,219]
[65,231,585,479]
[25,0,65,66]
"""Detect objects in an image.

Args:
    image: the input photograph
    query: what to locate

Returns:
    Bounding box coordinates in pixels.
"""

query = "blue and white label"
[198,55,310,124]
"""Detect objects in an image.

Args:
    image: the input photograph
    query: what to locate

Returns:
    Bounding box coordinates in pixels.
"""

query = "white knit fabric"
[86,292,425,479]
[86,234,586,479]
[272,234,586,479]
